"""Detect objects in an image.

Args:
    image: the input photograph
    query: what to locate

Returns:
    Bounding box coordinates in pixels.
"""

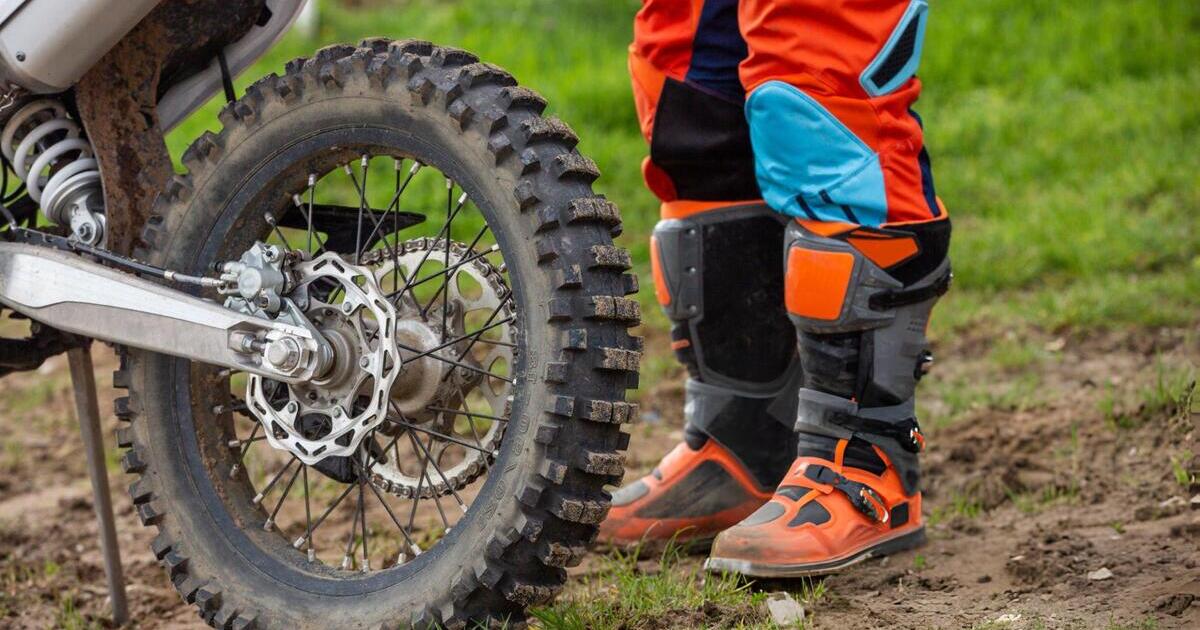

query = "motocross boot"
[598,201,802,549]
[707,218,951,576]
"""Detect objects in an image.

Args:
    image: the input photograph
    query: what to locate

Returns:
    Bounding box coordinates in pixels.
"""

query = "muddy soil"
[615,327,1200,629]
[1,326,1198,629]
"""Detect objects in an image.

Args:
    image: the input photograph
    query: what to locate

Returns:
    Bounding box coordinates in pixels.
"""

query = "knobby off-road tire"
[112,40,641,628]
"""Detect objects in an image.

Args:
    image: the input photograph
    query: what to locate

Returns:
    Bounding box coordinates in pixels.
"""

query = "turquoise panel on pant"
[745,81,888,226]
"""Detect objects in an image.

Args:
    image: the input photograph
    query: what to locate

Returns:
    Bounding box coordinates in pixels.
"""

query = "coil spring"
[0,99,101,224]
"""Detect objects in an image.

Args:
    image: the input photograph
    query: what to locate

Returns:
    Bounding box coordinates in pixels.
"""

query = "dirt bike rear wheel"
[113,40,640,628]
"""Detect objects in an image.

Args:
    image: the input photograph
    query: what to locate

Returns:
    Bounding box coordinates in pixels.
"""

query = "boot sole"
[703,526,926,578]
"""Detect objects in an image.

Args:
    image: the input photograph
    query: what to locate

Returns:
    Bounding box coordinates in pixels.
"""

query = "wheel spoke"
[264,462,302,531]
[253,456,299,506]
[405,436,430,532]
[424,406,510,424]
[406,243,498,293]
[293,481,356,551]
[418,222,492,318]
[458,390,487,453]
[358,459,370,571]
[264,212,294,252]
[394,341,513,384]
[408,424,469,513]
[306,173,316,252]
[409,432,451,530]
[302,465,314,561]
[385,415,498,455]
[440,179,453,341]
[357,458,421,561]
[229,422,261,478]
[341,485,363,570]
[441,295,512,382]
[358,160,422,269]
[227,434,266,448]
[385,193,468,303]
[392,316,514,364]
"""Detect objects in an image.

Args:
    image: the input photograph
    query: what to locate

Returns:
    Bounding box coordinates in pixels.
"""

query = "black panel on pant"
[650,78,760,201]
[879,218,951,287]
[870,16,921,89]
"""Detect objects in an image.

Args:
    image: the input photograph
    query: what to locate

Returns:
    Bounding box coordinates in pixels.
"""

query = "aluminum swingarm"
[0,241,328,383]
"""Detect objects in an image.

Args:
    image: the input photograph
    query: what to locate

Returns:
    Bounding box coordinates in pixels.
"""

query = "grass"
[55,592,101,630]
[531,541,775,629]
[1102,358,1197,429]
[1106,617,1160,630]
[1008,484,1081,515]
[927,492,984,526]
[1171,456,1195,489]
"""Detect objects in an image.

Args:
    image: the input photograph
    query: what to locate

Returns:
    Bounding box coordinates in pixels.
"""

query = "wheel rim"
[194,138,522,580]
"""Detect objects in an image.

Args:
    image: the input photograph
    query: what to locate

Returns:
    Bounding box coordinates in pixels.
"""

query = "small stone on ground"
[766,592,806,627]
[1087,567,1113,581]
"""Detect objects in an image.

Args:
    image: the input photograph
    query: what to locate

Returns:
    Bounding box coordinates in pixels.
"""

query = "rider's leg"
[599,0,800,548]
[707,0,953,576]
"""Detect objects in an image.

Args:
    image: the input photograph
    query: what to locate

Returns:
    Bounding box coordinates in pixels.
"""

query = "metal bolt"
[359,357,371,369]
[342,301,354,314]
[265,338,302,373]
[15,51,25,62]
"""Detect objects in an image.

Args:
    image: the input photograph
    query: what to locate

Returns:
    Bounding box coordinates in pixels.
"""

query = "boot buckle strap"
[802,464,890,524]
[830,413,926,454]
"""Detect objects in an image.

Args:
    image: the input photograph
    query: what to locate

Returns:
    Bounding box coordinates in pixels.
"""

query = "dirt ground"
[0,326,1197,629]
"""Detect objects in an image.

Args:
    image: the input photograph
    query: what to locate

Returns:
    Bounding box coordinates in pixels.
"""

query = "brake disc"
[362,238,515,498]
[244,251,402,465]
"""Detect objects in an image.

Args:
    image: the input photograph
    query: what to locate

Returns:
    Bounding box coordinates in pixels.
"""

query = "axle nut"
[264,337,302,373]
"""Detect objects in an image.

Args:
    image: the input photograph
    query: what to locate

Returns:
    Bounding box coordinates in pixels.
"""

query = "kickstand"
[68,346,130,627]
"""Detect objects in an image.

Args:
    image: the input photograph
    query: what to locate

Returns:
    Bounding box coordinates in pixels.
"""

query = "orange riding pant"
[630,0,945,227]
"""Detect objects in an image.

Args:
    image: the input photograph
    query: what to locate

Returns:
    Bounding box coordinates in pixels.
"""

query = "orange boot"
[599,437,775,549]
[706,437,924,577]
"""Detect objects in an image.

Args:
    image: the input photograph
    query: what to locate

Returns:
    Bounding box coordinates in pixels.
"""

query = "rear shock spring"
[0,99,104,244]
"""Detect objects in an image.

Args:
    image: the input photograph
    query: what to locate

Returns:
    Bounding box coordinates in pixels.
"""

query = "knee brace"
[784,219,951,494]
[651,203,801,487]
